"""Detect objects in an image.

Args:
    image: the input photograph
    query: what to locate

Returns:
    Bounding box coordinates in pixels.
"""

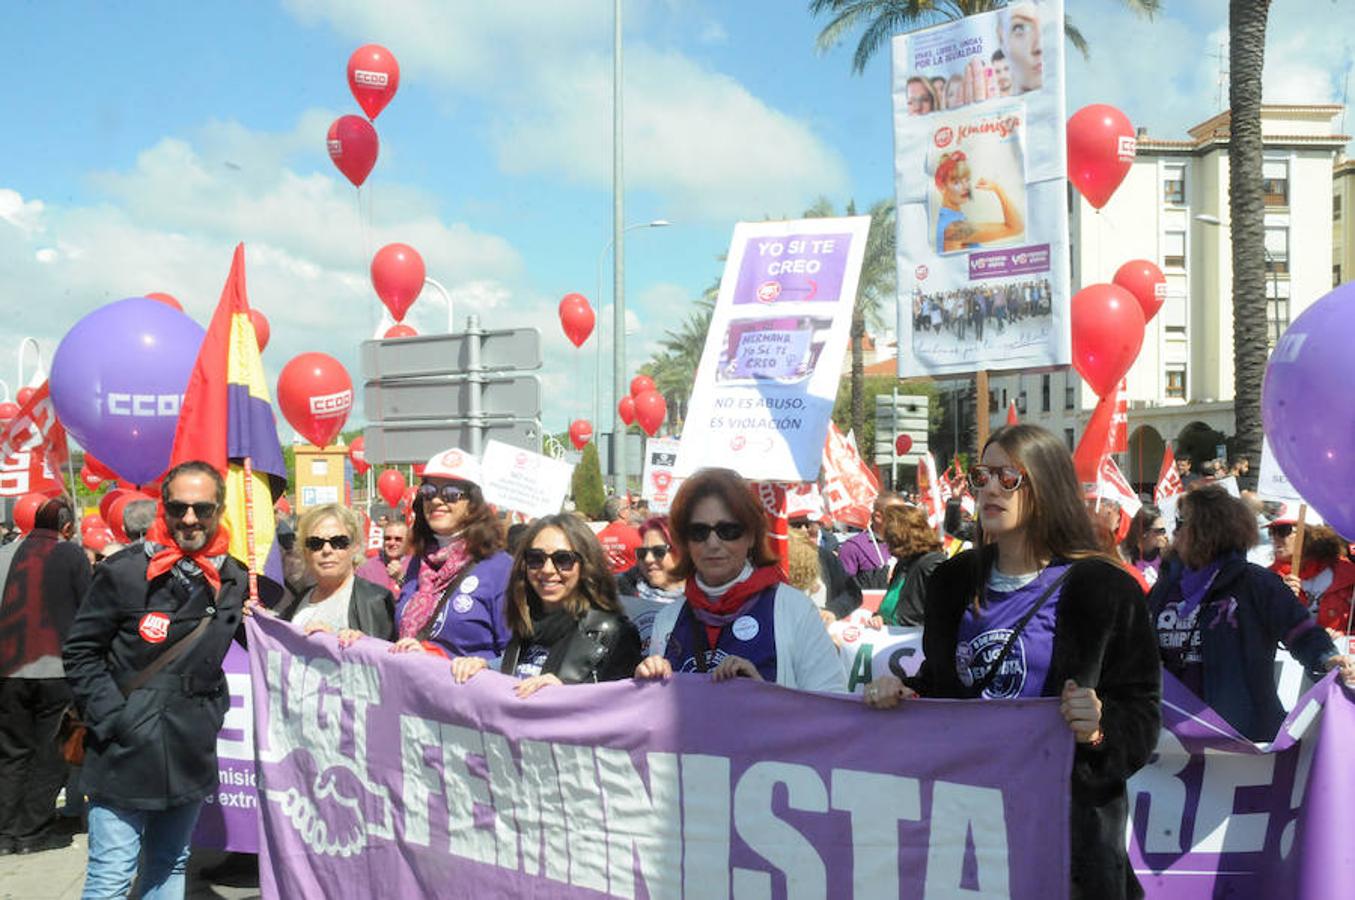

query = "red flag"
[821,423,878,529]
[1006,400,1019,426]
[1093,455,1142,543]
[1155,446,1183,504]
[752,481,790,580]
[1110,379,1129,454]
[0,382,68,498]
[917,453,945,534]
[1072,391,1116,484]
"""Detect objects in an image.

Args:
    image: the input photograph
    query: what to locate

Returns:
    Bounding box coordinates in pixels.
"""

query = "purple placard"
[733,233,852,305]
[967,244,1051,280]
[246,614,1073,899]
[191,641,260,854]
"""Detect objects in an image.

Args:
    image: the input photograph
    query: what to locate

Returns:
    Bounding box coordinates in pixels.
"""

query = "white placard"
[675,217,869,481]
[479,439,573,519]
[1258,437,1303,503]
[640,437,684,515]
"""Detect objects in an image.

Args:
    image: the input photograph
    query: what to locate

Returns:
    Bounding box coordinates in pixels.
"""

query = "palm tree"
[1227,0,1271,478]
[809,0,1161,74]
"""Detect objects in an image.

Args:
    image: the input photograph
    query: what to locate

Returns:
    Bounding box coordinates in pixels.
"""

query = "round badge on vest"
[452,594,475,614]
[138,611,171,643]
[460,575,479,594]
[731,615,759,642]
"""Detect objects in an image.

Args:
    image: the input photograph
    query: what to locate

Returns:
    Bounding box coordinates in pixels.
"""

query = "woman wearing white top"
[634,468,844,693]
[275,503,396,644]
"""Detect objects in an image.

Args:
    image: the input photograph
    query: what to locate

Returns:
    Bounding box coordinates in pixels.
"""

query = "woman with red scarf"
[1272,523,1355,637]
[634,468,844,692]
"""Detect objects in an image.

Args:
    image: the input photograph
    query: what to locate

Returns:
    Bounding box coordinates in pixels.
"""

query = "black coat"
[908,552,1162,900]
[499,608,642,684]
[273,575,397,641]
[881,550,946,626]
[62,546,248,810]
[818,545,862,619]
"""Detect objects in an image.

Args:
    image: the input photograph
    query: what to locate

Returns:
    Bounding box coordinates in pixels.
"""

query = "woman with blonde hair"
[872,504,945,627]
[275,503,396,642]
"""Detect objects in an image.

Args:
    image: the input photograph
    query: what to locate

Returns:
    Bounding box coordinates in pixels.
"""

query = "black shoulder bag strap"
[967,566,1074,698]
[686,606,712,674]
[119,615,213,698]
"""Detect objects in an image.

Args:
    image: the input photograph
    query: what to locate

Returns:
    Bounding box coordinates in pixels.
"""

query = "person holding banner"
[390,448,512,661]
[1152,486,1355,742]
[449,515,641,694]
[273,504,396,643]
[862,425,1161,900]
[634,468,845,692]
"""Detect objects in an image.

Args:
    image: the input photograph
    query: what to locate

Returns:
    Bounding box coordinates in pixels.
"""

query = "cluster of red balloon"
[1065,104,1163,401]
[620,375,667,438]
[373,243,425,339]
[277,352,353,448]
[327,45,399,189]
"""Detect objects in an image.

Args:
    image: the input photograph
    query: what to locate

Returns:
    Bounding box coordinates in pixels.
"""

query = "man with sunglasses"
[356,520,409,593]
[64,460,249,899]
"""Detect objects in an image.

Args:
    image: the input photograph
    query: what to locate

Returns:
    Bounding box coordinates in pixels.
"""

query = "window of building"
[1163,231,1186,269]
[1065,381,1075,410]
[1335,193,1343,222]
[1165,324,1187,337]
[1064,428,1075,450]
[1264,226,1289,275]
[1165,366,1187,399]
[1162,164,1186,205]
[1335,264,1344,287]
[1262,160,1289,207]
[1041,374,1051,412]
[1017,391,1028,415]
[1266,278,1291,347]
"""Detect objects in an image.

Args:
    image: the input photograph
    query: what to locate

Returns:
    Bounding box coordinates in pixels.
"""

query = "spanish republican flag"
[169,244,287,599]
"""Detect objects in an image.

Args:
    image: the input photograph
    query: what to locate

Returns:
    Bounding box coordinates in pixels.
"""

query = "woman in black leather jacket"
[449,514,641,695]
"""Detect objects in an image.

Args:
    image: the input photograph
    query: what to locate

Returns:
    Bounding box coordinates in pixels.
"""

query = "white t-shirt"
[292,578,356,632]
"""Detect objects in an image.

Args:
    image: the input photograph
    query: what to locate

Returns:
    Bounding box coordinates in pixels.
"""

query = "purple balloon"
[50,297,204,484]
[1262,281,1355,537]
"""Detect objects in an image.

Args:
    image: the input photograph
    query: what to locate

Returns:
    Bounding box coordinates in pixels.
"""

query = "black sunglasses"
[1268,523,1295,537]
[684,521,746,543]
[524,548,581,572]
[636,544,670,563]
[418,482,471,504]
[968,465,1025,491]
[164,500,219,520]
[304,535,353,552]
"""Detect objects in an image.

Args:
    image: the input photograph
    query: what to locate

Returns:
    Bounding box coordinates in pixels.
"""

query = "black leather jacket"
[499,608,642,684]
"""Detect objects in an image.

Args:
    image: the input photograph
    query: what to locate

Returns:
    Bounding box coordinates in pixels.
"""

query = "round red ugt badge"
[138,611,171,643]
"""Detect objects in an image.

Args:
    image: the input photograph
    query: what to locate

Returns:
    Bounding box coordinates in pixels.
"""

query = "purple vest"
[395,552,513,659]
[663,587,779,680]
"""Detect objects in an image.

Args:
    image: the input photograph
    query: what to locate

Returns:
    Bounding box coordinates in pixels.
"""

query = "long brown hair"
[667,468,779,580]
[972,425,1104,605]
[506,514,620,639]
[407,478,503,561]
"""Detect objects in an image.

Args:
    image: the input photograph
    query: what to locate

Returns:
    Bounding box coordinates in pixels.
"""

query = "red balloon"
[249,309,270,350]
[347,44,401,121]
[277,352,353,447]
[568,419,593,449]
[1067,104,1135,209]
[411,463,426,478]
[558,294,594,348]
[1071,284,1145,397]
[327,115,379,188]
[629,375,656,398]
[84,454,117,481]
[371,244,426,322]
[15,387,34,407]
[105,492,145,543]
[13,492,45,533]
[79,466,104,491]
[84,526,115,554]
[895,434,914,455]
[348,435,370,476]
[618,395,636,426]
[633,390,667,437]
[145,292,184,312]
[384,324,418,339]
[377,468,407,507]
[0,401,18,421]
[98,488,129,525]
[1112,259,1167,324]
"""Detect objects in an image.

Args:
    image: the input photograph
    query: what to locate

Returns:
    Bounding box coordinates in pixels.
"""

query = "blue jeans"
[82,800,203,900]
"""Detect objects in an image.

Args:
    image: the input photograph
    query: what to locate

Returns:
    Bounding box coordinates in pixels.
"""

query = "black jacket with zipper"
[62,545,247,810]
[499,608,642,684]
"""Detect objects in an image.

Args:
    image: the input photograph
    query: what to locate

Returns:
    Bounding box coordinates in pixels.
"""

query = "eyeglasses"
[418,482,470,504]
[636,544,670,563]
[304,535,353,552]
[968,465,1025,491]
[164,500,219,520]
[524,548,581,572]
[382,535,405,544]
[1268,524,1295,538]
[1147,527,1168,536]
[788,520,816,530]
[684,521,747,543]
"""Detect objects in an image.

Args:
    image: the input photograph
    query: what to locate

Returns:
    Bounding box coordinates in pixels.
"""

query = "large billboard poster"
[893,0,1071,377]
[676,217,869,481]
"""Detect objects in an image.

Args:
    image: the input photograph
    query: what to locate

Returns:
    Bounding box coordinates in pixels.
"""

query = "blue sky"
[2,0,1352,441]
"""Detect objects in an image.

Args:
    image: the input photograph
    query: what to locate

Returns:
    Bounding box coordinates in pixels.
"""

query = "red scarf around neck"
[684,564,783,649]
[144,516,231,593]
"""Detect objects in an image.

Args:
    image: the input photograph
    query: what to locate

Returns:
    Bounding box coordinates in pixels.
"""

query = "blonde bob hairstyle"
[297,503,364,565]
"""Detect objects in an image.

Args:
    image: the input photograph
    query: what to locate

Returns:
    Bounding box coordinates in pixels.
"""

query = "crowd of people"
[912,277,1054,341]
[0,423,1351,898]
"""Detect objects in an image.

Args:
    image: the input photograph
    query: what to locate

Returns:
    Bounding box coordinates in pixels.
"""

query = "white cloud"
[698,20,729,45]
[0,188,45,235]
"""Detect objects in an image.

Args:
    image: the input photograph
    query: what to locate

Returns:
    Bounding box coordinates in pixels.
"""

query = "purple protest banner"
[245,614,1074,899]
[732,232,853,306]
[191,640,259,853]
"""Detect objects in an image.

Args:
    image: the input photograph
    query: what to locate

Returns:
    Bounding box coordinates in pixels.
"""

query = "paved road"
[0,836,260,900]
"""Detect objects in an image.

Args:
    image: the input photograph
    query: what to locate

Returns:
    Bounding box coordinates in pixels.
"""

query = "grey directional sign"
[363,419,539,464]
[361,330,541,380]
[364,375,541,421]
